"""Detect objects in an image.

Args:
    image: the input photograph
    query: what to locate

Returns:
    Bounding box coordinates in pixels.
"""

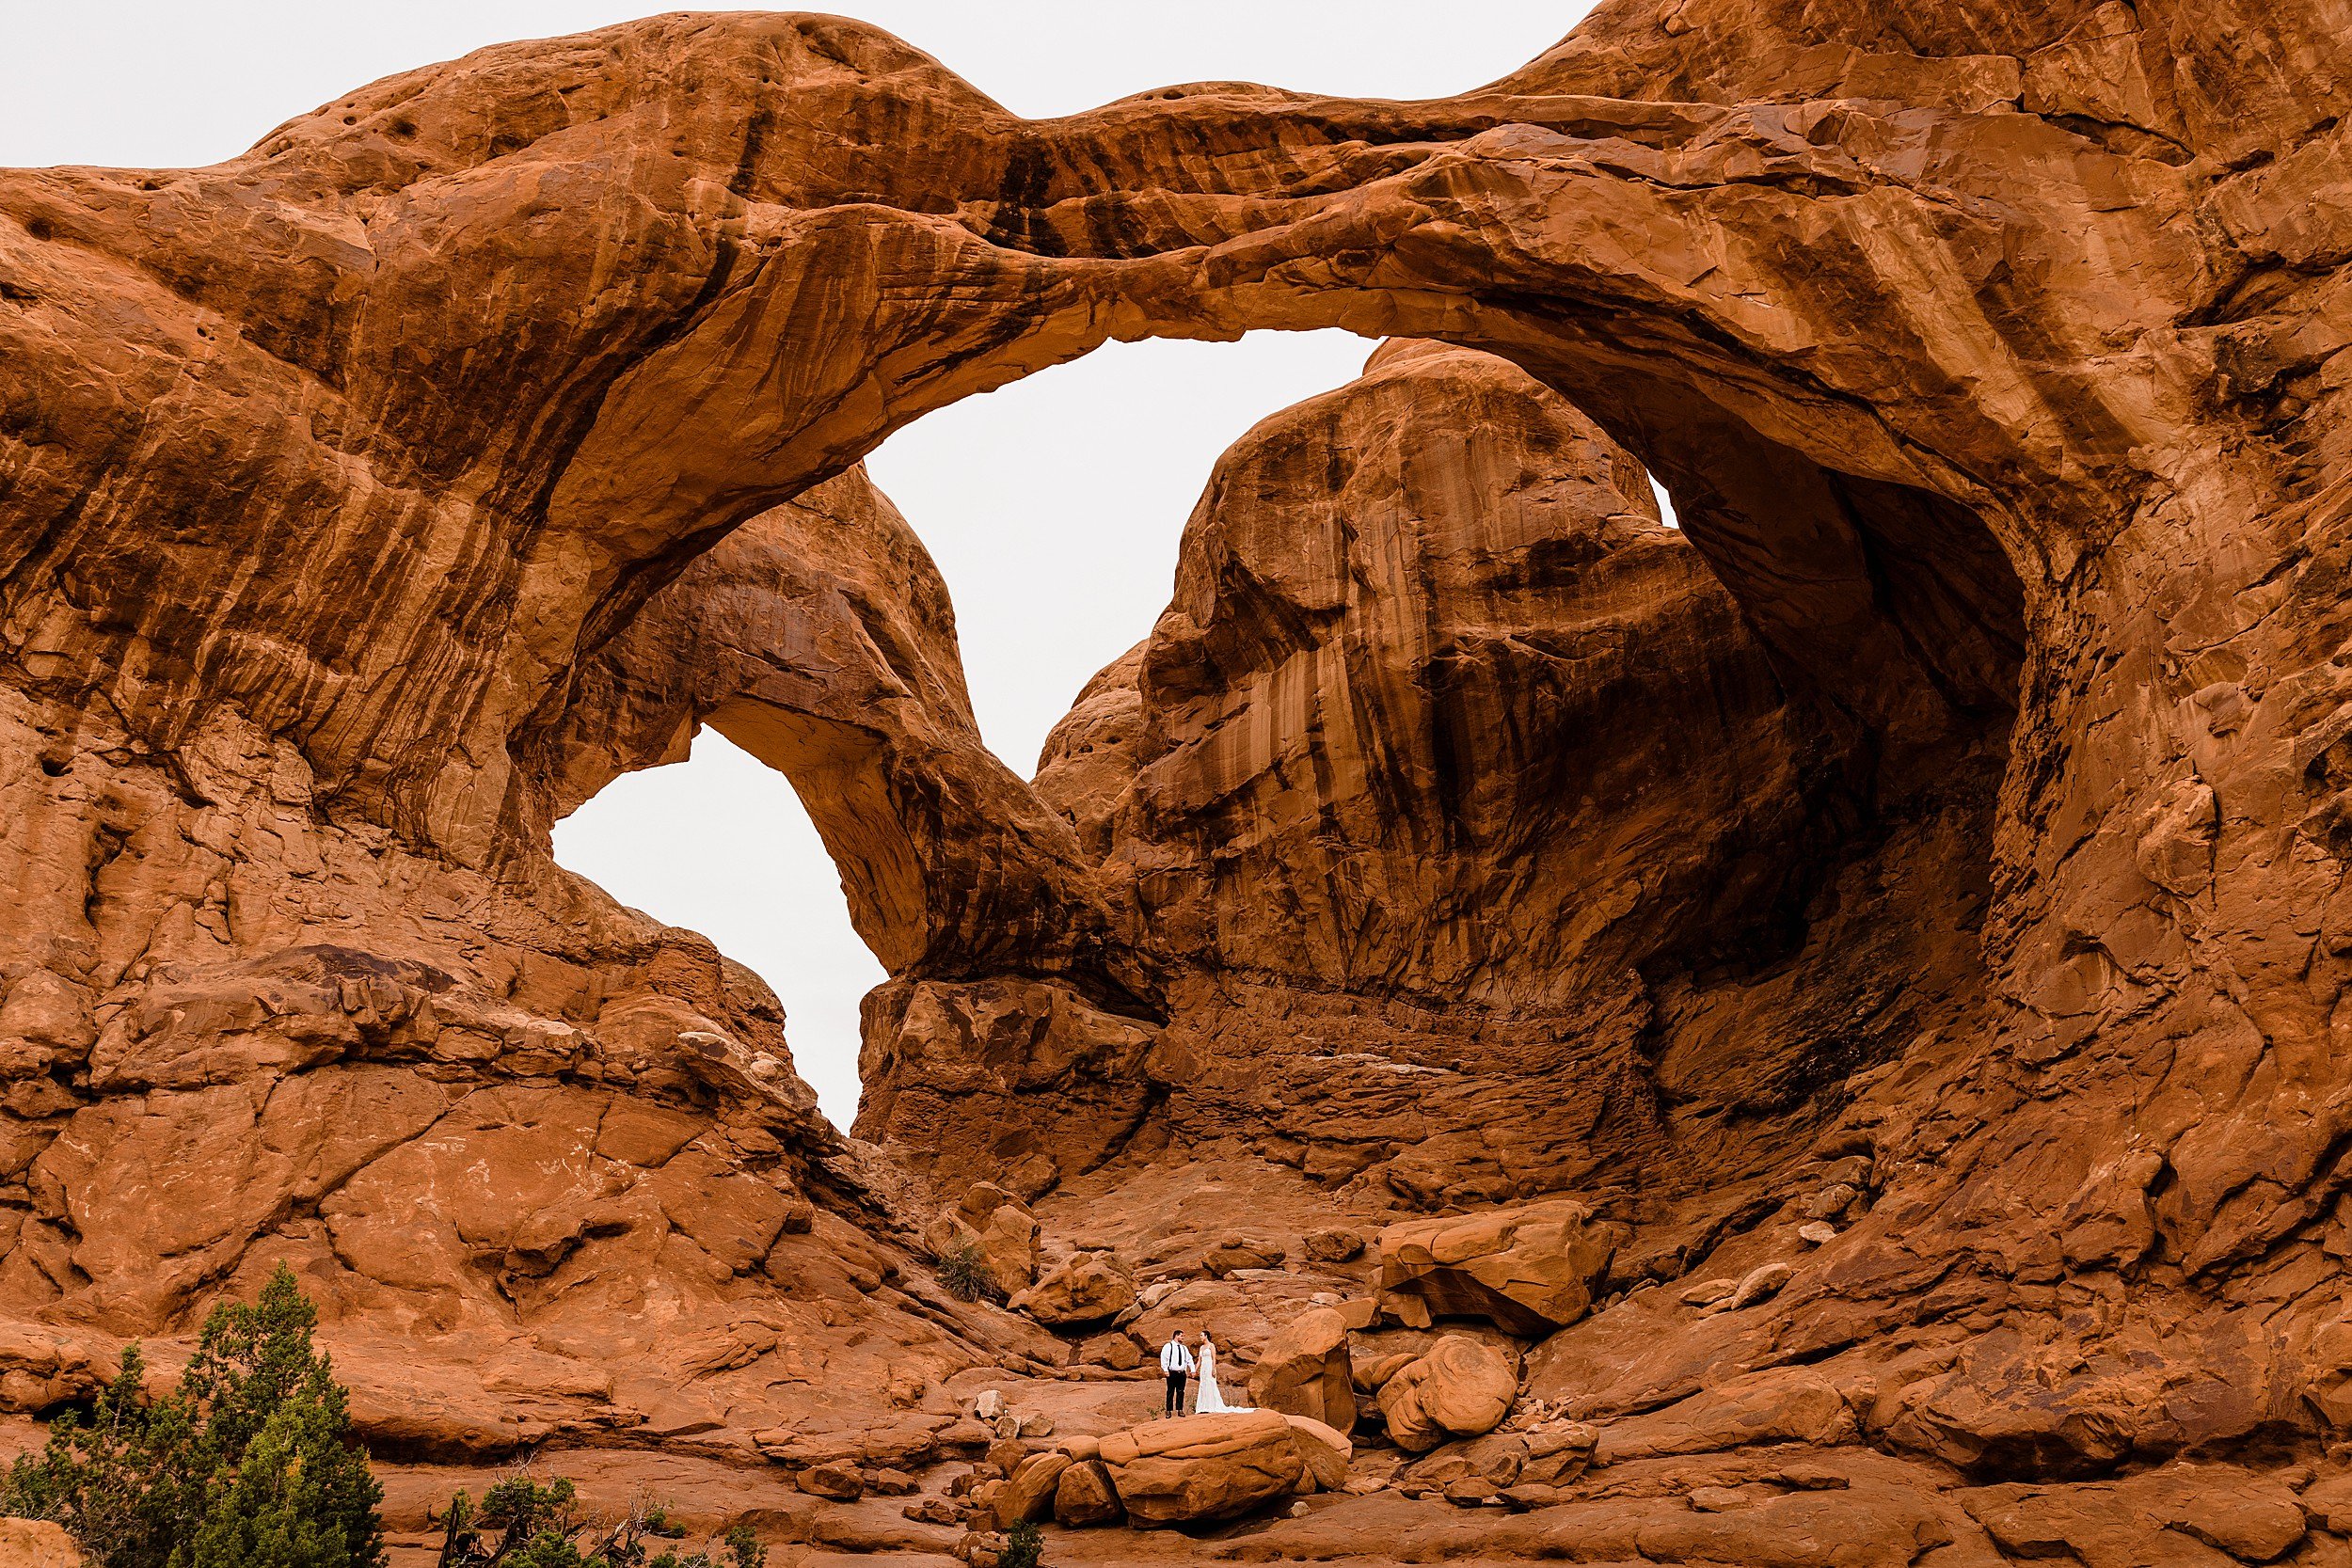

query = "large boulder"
[1052,1458,1123,1526]
[1097,1410,1310,1525]
[993,1450,1073,1527]
[1375,1199,1620,1336]
[1281,1414,1353,1493]
[1377,1336,1520,1453]
[1303,1228,1366,1263]
[1246,1306,1357,1433]
[1009,1254,1136,1326]
[922,1181,1041,1298]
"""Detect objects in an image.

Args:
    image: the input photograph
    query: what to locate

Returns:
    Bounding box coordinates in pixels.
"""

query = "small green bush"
[934,1242,999,1305]
[2,1262,384,1568]
[435,1475,765,1568]
[999,1519,1044,1568]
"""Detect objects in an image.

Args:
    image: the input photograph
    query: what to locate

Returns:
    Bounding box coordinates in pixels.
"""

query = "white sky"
[5,2,1600,1127]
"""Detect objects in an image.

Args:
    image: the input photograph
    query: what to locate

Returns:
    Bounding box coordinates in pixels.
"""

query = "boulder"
[1282,1413,1354,1492]
[1377,1336,1519,1453]
[1592,1370,1854,1462]
[1246,1306,1357,1433]
[797,1460,865,1500]
[1521,1421,1599,1484]
[1375,1199,1619,1336]
[1969,1465,2307,1567]
[1205,1236,1288,1277]
[1079,1331,1142,1370]
[1137,1278,1185,1311]
[1354,1352,1417,1393]
[1052,1458,1124,1526]
[904,1497,963,1525]
[1803,1182,1858,1221]
[1304,1227,1366,1263]
[1406,1433,1525,1490]
[1717,1262,1794,1311]
[993,1449,1073,1527]
[1097,1409,1311,1525]
[1010,1254,1137,1325]
[939,1418,993,1450]
[955,1530,1008,1568]
[923,1182,1041,1297]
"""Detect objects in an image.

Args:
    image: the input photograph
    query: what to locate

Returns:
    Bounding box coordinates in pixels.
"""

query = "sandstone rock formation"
[1281,1415,1355,1494]
[1375,1200,1621,1336]
[0,452,1062,1467]
[1246,1307,1357,1433]
[920,1182,1040,1300]
[991,1449,1071,1528]
[1095,1410,1315,1525]
[1375,1337,1520,1454]
[882,339,1861,1209]
[4,0,2352,1561]
[1050,1458,1122,1528]
[1008,1255,1135,1327]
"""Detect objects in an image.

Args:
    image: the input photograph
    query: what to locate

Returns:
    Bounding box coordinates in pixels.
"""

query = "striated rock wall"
[0,489,1062,1460]
[866,341,1993,1218]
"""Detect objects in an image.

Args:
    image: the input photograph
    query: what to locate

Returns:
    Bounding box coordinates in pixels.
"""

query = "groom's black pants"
[1164,1370,1187,1416]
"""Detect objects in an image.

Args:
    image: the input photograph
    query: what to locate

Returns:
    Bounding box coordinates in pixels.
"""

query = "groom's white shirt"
[1160,1338,1196,1374]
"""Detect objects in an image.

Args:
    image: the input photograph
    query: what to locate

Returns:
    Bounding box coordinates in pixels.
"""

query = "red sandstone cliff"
[2,1,2351,1560]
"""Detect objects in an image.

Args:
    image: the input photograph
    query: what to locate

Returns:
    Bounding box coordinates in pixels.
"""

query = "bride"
[1194,1335,1250,1414]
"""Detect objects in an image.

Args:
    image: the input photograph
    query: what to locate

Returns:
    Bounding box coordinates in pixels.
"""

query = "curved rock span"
[4,0,2352,1563]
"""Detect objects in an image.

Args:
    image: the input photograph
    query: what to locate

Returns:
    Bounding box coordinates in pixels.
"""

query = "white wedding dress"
[1194,1340,1248,1413]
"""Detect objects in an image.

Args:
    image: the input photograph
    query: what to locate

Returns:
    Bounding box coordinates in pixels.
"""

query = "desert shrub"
[1,1262,384,1568]
[435,1474,765,1568]
[934,1242,999,1304]
[999,1520,1044,1568]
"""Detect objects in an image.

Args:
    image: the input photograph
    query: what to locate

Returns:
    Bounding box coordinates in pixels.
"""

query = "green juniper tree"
[2,1263,384,1568]
[999,1520,1045,1568]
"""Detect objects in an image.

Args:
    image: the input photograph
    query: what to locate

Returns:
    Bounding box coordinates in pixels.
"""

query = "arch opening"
[545,331,1386,1128]
[548,310,2037,1222]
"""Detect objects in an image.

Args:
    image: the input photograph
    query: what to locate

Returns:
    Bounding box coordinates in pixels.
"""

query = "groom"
[1158,1329,1196,1418]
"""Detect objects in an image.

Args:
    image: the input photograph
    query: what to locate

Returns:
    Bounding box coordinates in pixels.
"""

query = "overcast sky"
[4,2,1600,1127]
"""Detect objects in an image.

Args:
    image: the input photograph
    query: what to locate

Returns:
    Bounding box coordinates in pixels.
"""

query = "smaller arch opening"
[552,730,882,1126]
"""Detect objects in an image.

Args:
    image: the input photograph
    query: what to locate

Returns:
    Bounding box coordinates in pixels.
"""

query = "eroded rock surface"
[6,0,2352,1560]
